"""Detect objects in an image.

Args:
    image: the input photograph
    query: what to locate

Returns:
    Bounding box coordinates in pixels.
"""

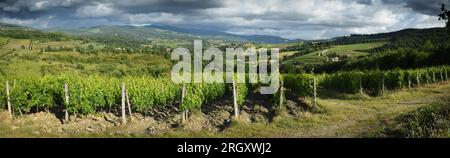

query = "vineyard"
[2,66,449,122]
[321,66,450,96]
[0,75,254,120]
[5,0,450,140]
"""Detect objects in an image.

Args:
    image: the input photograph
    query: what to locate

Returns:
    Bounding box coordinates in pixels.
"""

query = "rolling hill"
[332,27,447,45]
[49,24,301,44]
[0,22,26,29]
[145,24,300,43]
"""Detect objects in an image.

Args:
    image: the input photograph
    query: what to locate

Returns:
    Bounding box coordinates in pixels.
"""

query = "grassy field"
[2,38,29,50]
[324,42,386,57]
[1,38,385,78]
[0,37,172,78]
[284,42,386,65]
[254,42,301,49]
[0,37,8,46]
[285,49,328,64]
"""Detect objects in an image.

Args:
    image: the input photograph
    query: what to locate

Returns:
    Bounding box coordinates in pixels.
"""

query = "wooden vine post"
[416,74,421,86]
[125,87,133,121]
[11,79,23,116]
[278,78,284,111]
[64,83,69,122]
[28,39,33,50]
[185,109,189,123]
[232,77,239,119]
[381,74,385,96]
[121,82,127,125]
[408,75,411,89]
[313,77,317,107]
[6,81,12,119]
[432,72,436,83]
[181,82,187,124]
[445,71,448,81]
[359,76,363,93]
[440,70,444,82]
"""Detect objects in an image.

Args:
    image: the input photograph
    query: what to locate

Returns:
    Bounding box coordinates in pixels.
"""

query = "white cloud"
[0,0,446,39]
[31,1,51,11]
[0,16,54,28]
[75,3,115,18]
[185,0,446,39]
[121,13,185,24]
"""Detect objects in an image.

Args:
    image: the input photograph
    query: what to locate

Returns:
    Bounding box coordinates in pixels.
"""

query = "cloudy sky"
[0,0,448,39]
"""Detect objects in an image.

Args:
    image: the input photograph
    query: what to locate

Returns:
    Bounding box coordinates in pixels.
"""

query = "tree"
[439,4,450,33]
[87,44,94,50]
[422,39,434,51]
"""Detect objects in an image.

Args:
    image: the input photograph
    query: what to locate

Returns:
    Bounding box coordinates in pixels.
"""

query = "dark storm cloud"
[113,0,224,14]
[381,0,450,15]
[0,0,447,39]
[0,0,224,18]
[0,0,89,19]
[357,0,372,5]
[0,0,445,19]
[0,0,225,28]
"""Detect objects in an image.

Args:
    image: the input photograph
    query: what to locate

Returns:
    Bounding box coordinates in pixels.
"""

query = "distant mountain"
[145,25,232,37]
[145,24,300,43]
[49,24,300,44]
[49,25,199,41]
[238,34,291,44]
[5,21,443,45]
[0,22,27,29]
[49,25,248,43]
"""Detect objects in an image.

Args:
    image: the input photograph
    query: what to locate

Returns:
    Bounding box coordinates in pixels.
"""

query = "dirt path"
[297,83,450,137]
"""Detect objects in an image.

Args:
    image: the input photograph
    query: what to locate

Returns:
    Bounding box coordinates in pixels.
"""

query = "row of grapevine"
[125,77,180,113]
[282,73,317,97]
[182,83,227,111]
[0,83,3,108]
[65,75,120,114]
[226,83,249,106]
[2,75,126,114]
[320,70,386,95]
[9,76,63,113]
[321,71,364,94]
[1,74,253,116]
[4,66,446,117]
[321,66,450,95]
